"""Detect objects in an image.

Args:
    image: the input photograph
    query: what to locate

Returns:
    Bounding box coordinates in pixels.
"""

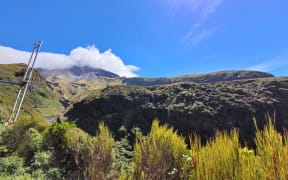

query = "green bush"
[0,115,48,154]
[45,121,76,175]
[31,151,53,170]
[14,115,49,133]
[88,122,115,179]
[45,168,62,179]
[0,155,25,176]
[31,169,45,179]
[63,123,115,179]
[46,121,76,148]
[16,128,43,162]
[64,127,94,178]
[111,136,134,175]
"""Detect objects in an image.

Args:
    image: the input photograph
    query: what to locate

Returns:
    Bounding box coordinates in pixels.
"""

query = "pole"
[14,40,42,122]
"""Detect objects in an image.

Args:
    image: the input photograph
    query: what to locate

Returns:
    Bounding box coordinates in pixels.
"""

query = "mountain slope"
[40,68,274,107]
[39,66,122,106]
[65,77,288,145]
[0,64,63,122]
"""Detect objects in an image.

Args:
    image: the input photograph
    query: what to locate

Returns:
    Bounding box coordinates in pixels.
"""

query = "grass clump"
[186,116,288,180]
[122,117,288,180]
[130,120,187,180]
[254,118,288,179]
[190,130,241,179]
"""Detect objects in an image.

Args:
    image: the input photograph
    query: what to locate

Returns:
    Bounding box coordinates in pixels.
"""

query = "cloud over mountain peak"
[0,45,139,77]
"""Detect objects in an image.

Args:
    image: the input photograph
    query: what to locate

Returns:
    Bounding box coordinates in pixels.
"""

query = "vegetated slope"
[0,64,63,121]
[65,77,288,145]
[41,68,273,107]
[123,70,274,86]
[39,66,123,106]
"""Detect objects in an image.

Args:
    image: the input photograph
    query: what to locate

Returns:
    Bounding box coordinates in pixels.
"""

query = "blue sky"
[0,0,288,77]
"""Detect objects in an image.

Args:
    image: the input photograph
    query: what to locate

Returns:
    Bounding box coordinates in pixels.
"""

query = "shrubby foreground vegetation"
[1,115,288,179]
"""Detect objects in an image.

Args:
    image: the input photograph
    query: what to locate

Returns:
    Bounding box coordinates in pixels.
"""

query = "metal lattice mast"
[9,41,43,122]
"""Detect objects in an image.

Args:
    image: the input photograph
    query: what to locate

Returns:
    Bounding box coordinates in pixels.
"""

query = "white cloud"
[184,27,215,46]
[183,0,224,45]
[0,45,139,77]
[202,0,224,17]
[165,0,223,18]
[246,54,288,72]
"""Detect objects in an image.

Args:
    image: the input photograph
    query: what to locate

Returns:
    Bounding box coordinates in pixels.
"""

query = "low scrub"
[1,116,288,179]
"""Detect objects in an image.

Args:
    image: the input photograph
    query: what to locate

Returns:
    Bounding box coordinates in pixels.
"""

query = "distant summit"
[39,66,119,82]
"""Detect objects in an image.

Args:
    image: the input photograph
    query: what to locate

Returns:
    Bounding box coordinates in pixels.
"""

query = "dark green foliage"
[62,123,116,179]
[0,145,9,157]
[0,155,25,176]
[45,168,62,179]
[16,128,43,163]
[66,78,288,147]
[45,122,77,174]
[31,151,53,170]
[0,119,68,178]
[64,127,94,179]
[112,136,134,174]
[47,121,76,148]
[1,115,48,154]
[15,115,49,133]
[88,122,115,179]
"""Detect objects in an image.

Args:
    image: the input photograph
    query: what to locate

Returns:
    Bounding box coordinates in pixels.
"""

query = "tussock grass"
[124,117,288,180]
[188,115,288,180]
[190,130,241,180]
[131,120,187,179]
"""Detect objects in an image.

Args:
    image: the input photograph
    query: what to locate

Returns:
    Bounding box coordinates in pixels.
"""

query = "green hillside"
[66,77,288,146]
[0,64,63,122]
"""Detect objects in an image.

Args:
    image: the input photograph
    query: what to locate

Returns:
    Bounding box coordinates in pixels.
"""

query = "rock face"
[123,71,274,86]
[65,77,288,146]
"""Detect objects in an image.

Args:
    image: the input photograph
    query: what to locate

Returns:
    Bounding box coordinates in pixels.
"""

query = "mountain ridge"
[38,64,274,86]
[122,70,274,86]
